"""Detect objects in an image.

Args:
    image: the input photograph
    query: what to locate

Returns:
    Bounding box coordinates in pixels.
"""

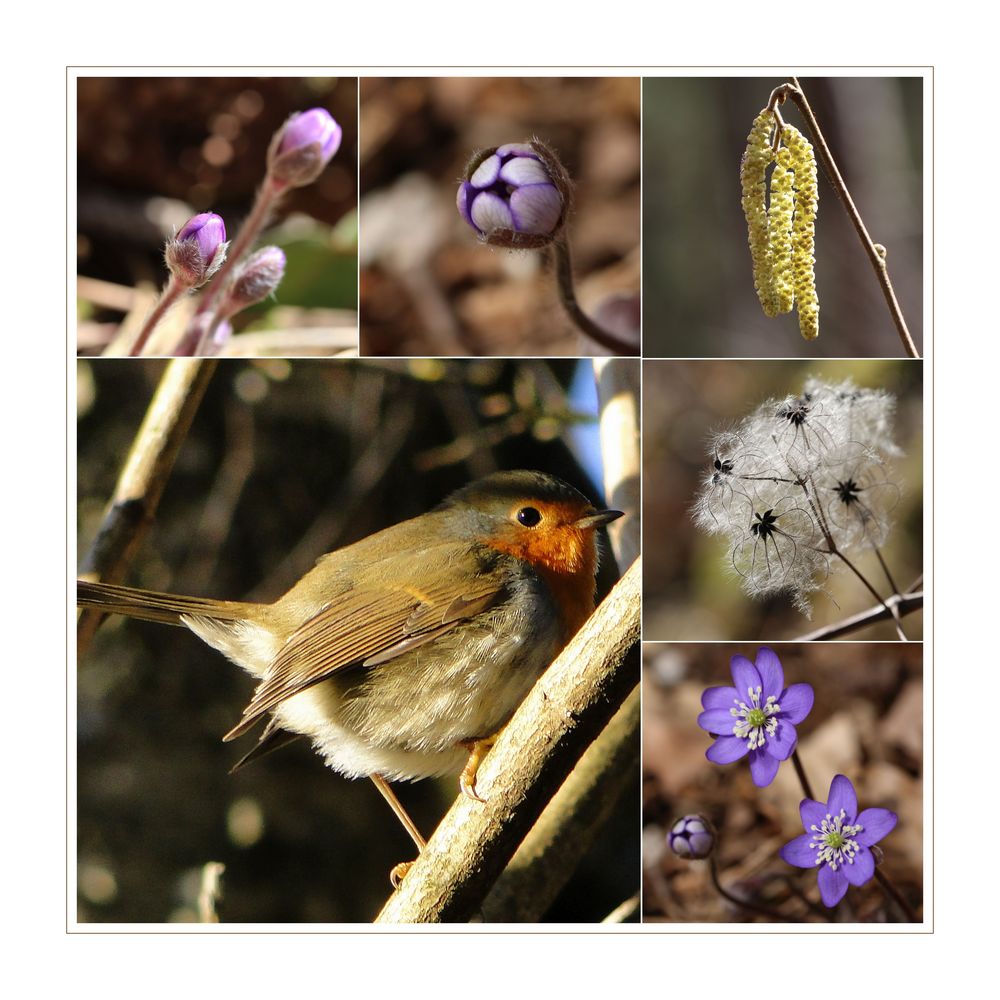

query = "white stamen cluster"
[809,809,863,871]
[730,685,781,750]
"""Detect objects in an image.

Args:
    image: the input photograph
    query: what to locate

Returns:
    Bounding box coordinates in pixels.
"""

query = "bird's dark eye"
[516,506,542,527]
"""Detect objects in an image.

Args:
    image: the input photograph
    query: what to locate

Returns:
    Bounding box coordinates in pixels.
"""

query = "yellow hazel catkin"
[782,124,820,340]
[767,147,796,316]
[740,110,780,316]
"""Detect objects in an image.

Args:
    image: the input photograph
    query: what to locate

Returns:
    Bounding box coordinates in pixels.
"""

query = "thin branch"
[774,79,919,358]
[794,590,923,641]
[375,558,641,924]
[77,359,217,657]
[594,358,641,569]
[479,684,639,922]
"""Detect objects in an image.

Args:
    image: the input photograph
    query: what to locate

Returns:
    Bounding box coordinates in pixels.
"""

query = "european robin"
[78,470,622,856]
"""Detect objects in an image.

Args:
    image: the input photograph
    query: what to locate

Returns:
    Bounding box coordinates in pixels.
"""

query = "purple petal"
[729,655,761,699]
[500,156,552,187]
[470,191,514,233]
[697,708,737,735]
[764,719,796,760]
[827,775,858,822]
[754,646,784,698]
[780,833,817,868]
[778,683,814,724]
[817,865,850,907]
[469,154,501,188]
[456,183,476,227]
[800,797,827,830]
[842,846,875,886]
[701,685,738,710]
[855,807,898,846]
[748,748,780,786]
[497,142,538,158]
[278,108,341,160]
[509,184,562,235]
[705,735,749,764]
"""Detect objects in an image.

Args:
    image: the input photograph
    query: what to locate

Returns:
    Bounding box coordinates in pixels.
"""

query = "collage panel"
[642,642,923,923]
[76,356,640,923]
[643,76,923,359]
[76,76,359,358]
[358,76,641,357]
[643,358,923,642]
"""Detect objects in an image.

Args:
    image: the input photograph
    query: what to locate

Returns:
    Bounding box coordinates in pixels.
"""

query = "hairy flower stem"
[791,749,815,801]
[176,176,286,355]
[767,80,919,359]
[708,855,798,922]
[128,278,187,357]
[552,237,636,355]
[873,867,919,923]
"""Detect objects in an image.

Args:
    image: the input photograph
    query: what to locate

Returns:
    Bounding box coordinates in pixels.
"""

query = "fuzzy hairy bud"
[164,212,228,288]
[220,246,287,318]
[267,108,342,188]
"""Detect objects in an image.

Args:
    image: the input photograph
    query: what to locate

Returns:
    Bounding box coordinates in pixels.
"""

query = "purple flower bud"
[267,108,342,188]
[668,815,715,860]
[220,246,287,317]
[457,139,570,249]
[164,212,228,288]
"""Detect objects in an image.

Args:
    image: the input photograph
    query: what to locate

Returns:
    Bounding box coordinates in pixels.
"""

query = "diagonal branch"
[375,558,641,923]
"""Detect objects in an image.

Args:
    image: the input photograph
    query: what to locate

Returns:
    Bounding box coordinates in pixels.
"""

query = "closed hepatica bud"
[223,246,287,315]
[268,108,342,188]
[457,140,570,249]
[668,815,715,860]
[165,212,228,288]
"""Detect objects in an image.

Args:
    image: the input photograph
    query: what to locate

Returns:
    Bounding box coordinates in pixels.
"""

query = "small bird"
[78,470,622,858]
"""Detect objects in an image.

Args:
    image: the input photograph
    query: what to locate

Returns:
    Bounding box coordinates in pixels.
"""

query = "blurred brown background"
[359,76,640,356]
[643,76,923,358]
[76,358,637,923]
[643,643,923,922]
[77,77,358,354]
[643,359,923,640]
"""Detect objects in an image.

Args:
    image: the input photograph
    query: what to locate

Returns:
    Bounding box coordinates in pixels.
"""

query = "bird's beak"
[574,509,625,530]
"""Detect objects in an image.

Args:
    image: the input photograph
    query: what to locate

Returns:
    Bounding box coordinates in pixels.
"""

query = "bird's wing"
[223,544,505,741]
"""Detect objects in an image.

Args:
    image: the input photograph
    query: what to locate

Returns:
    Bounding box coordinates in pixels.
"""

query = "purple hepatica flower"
[165,212,228,287]
[457,141,566,248]
[697,647,814,787]
[268,108,342,188]
[780,774,898,907]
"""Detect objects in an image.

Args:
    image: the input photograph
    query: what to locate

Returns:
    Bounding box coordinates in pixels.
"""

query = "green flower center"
[810,810,864,871]
[730,685,781,751]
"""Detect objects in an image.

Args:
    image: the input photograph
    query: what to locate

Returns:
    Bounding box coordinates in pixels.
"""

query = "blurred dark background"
[358,77,640,356]
[643,76,923,358]
[642,359,923,640]
[643,642,923,922]
[77,77,358,354]
[76,357,638,923]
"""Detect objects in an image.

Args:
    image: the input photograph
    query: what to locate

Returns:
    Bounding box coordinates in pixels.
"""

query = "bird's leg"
[458,736,496,802]
[369,773,426,887]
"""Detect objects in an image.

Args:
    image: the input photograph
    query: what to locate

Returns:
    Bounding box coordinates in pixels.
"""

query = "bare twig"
[479,684,639,922]
[375,558,641,923]
[77,359,217,656]
[773,79,919,358]
[197,862,226,923]
[602,894,640,924]
[794,590,923,641]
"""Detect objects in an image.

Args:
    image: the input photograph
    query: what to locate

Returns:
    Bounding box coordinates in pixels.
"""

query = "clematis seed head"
[267,108,342,188]
[164,212,228,288]
[457,138,570,249]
